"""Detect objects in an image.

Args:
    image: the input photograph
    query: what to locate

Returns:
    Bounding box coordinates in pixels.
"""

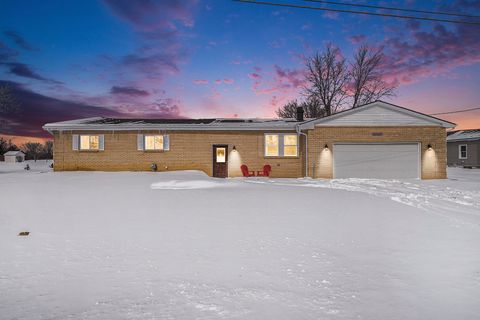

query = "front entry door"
[212,145,228,178]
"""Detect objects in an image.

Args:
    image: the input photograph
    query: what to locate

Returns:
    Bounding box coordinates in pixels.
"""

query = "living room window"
[145,135,164,151]
[79,135,100,150]
[265,134,279,156]
[265,133,298,157]
[283,134,298,157]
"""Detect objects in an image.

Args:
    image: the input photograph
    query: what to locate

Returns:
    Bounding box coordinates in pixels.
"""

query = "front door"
[212,145,228,178]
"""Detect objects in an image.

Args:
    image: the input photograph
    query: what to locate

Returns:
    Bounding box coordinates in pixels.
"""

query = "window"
[459,144,467,159]
[265,133,298,157]
[79,135,99,150]
[145,135,164,151]
[216,147,226,163]
[283,135,298,157]
[265,134,279,156]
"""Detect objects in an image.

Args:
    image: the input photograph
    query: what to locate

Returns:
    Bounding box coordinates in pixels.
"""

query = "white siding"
[5,155,16,163]
[318,105,437,126]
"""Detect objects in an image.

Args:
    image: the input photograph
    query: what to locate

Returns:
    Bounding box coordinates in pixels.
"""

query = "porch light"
[324,144,329,150]
[427,144,432,150]
[233,145,237,152]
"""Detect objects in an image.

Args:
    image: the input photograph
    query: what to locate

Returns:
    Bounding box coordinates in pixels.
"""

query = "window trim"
[459,144,467,159]
[144,134,164,151]
[79,135,100,151]
[264,133,299,157]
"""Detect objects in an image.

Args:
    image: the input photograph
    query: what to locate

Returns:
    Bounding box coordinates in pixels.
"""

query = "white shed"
[4,151,25,163]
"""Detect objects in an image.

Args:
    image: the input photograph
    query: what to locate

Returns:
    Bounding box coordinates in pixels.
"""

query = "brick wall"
[53,131,304,178]
[307,126,447,179]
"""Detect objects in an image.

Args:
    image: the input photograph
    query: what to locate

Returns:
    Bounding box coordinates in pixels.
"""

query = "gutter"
[42,124,302,132]
[296,123,308,177]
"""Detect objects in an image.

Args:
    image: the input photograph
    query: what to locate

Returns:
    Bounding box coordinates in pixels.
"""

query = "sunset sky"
[1,0,479,143]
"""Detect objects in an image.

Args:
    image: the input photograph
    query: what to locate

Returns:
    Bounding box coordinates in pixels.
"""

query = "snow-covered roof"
[43,117,308,131]
[42,100,456,133]
[4,151,25,156]
[447,129,480,142]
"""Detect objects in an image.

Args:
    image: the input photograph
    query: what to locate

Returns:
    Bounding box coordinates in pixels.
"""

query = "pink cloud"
[214,79,222,84]
[249,65,305,96]
[193,79,209,85]
[223,78,234,84]
[381,23,480,86]
[348,35,367,45]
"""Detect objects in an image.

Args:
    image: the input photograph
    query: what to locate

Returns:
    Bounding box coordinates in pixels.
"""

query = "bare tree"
[22,142,42,162]
[304,44,349,116]
[350,45,396,107]
[276,44,397,119]
[0,137,8,156]
[276,100,299,119]
[43,140,54,159]
[0,137,18,154]
[276,96,326,119]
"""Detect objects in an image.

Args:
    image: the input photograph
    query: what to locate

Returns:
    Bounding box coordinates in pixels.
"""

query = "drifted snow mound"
[150,170,235,190]
[151,179,227,190]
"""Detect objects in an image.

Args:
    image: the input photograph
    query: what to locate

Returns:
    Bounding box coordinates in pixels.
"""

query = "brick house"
[43,101,455,179]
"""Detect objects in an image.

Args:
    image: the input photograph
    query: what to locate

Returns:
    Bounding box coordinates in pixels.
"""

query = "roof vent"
[296,106,304,122]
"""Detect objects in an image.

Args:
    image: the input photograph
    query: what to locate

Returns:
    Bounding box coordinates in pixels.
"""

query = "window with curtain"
[264,134,298,157]
[265,134,279,156]
[79,135,99,150]
[283,134,298,156]
[144,135,164,150]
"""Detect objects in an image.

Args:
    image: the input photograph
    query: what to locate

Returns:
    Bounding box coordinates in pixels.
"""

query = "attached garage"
[301,101,456,179]
[333,143,420,179]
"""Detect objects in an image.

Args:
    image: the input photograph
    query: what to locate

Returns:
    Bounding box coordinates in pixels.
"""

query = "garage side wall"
[52,130,304,178]
[307,126,447,179]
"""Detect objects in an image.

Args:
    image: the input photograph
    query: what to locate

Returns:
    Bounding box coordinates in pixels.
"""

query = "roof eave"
[42,124,302,132]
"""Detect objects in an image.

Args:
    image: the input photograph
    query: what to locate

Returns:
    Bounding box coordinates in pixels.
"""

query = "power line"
[429,107,480,116]
[303,0,480,19]
[233,0,480,25]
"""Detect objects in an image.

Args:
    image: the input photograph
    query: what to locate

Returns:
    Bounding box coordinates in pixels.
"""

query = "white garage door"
[333,143,420,179]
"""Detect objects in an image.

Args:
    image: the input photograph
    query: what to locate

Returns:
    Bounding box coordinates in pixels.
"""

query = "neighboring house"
[4,151,25,163]
[43,100,455,179]
[447,129,480,168]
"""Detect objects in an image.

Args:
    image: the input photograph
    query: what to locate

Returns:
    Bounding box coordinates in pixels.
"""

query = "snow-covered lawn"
[1,162,479,319]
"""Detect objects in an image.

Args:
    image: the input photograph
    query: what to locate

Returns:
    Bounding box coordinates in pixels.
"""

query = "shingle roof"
[447,129,480,142]
[91,118,217,125]
[43,116,305,131]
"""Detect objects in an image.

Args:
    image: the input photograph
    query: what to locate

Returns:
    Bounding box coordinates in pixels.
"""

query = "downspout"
[296,124,308,177]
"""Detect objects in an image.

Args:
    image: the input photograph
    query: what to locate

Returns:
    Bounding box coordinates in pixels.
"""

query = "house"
[4,151,25,163]
[447,129,480,168]
[43,101,455,179]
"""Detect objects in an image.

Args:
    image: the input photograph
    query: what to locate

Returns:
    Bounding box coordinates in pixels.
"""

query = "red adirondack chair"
[241,164,255,177]
[257,164,272,177]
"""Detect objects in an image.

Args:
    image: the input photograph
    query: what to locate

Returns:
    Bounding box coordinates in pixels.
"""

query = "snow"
[1,162,479,319]
[447,129,480,141]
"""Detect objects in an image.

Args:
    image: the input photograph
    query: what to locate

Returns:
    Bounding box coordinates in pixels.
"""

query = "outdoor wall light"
[324,144,329,150]
[232,145,237,152]
[427,144,432,150]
